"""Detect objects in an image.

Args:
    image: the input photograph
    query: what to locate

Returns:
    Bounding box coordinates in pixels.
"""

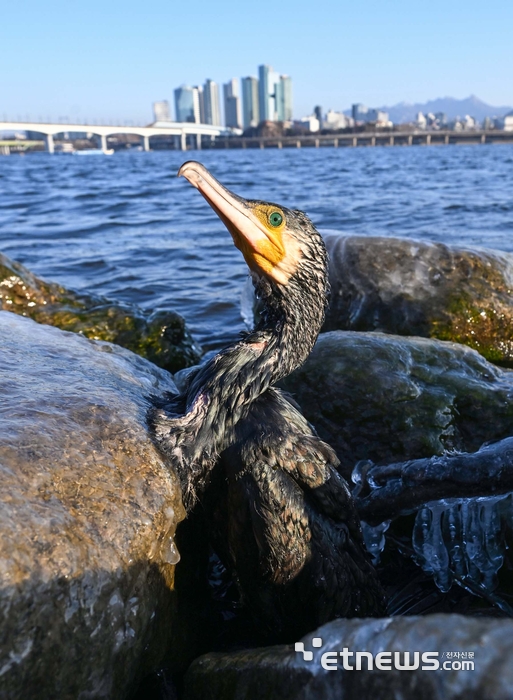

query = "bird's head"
[178,161,329,311]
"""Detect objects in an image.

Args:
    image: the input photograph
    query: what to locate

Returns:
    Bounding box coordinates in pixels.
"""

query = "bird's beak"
[178,161,286,279]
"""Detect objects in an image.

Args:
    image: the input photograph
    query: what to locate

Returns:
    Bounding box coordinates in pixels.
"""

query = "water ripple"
[1,146,512,350]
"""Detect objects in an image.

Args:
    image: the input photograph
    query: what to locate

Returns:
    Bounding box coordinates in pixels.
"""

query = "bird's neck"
[173,277,325,504]
[190,275,324,411]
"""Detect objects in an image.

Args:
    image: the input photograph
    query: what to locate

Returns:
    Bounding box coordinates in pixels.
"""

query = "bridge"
[0,120,236,153]
[212,129,513,150]
[2,122,512,155]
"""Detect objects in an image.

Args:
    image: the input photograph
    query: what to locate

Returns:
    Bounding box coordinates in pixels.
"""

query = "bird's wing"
[238,388,364,531]
[216,388,385,627]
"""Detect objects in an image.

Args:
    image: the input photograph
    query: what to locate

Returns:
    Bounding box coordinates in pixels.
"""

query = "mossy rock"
[323,235,513,366]
[0,252,201,373]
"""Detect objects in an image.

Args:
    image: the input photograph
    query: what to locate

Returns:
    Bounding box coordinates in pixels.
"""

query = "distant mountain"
[376,96,512,124]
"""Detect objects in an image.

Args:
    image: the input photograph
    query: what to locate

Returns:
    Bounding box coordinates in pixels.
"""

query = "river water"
[1,145,512,351]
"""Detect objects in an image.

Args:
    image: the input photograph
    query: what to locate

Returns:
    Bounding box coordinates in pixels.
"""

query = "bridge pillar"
[334,138,338,148]
[45,134,55,154]
[371,136,376,146]
[195,133,201,150]
[181,132,187,151]
[444,134,449,145]
[296,140,301,148]
[426,134,431,146]
[143,135,150,151]
[277,141,282,149]
[101,134,108,152]
[352,136,357,147]
[481,133,486,144]
[389,135,394,146]
[408,135,413,146]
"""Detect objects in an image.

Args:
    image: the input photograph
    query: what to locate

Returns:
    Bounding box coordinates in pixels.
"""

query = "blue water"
[1,146,513,351]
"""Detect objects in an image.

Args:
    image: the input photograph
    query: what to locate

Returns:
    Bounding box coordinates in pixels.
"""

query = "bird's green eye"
[269,211,283,227]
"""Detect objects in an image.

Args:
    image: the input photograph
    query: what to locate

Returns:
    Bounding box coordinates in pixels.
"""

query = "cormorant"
[152,162,384,639]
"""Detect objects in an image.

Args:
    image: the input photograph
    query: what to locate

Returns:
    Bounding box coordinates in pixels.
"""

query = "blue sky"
[2,0,512,123]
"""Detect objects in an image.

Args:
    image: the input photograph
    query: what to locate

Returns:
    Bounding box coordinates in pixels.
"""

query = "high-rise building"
[258,65,280,121]
[153,100,170,122]
[258,65,270,121]
[242,76,259,129]
[276,75,293,122]
[351,104,389,125]
[314,105,323,124]
[258,65,291,122]
[324,110,352,130]
[194,85,205,124]
[174,86,200,123]
[203,79,221,125]
[223,78,242,129]
[352,104,368,122]
[366,109,389,124]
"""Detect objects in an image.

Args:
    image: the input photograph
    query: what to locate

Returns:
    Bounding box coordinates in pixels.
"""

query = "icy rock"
[281,331,513,479]
[0,312,196,699]
[323,234,513,366]
[184,615,513,700]
[283,331,513,606]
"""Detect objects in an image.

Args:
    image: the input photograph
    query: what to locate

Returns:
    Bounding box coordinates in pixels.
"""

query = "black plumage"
[151,162,385,639]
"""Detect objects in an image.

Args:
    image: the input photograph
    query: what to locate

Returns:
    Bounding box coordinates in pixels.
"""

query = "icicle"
[413,502,451,591]
[412,495,510,594]
[361,520,390,564]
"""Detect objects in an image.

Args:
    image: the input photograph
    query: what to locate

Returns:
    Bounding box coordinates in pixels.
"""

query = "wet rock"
[0,312,195,699]
[0,252,201,373]
[323,235,513,366]
[184,615,513,700]
[281,331,513,479]
[355,439,513,525]
[282,331,513,613]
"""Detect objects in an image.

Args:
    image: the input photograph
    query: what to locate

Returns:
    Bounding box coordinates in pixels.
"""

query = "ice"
[240,276,256,331]
[361,520,390,564]
[412,495,511,593]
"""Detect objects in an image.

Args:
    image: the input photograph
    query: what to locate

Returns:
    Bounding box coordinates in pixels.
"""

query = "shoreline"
[2,128,513,156]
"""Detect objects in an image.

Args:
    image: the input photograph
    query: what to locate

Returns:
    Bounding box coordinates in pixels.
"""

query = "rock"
[281,331,513,479]
[0,312,200,699]
[184,615,513,700]
[355,438,513,525]
[0,252,201,373]
[282,331,513,614]
[323,235,513,366]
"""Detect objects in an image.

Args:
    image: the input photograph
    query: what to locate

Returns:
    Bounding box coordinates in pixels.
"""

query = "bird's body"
[206,386,384,638]
[151,162,385,639]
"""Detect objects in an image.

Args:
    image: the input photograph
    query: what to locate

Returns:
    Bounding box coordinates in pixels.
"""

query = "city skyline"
[3,92,511,131]
[1,0,511,124]
[157,65,293,130]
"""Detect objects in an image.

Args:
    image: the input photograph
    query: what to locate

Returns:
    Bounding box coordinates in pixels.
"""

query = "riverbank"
[1,128,513,155]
